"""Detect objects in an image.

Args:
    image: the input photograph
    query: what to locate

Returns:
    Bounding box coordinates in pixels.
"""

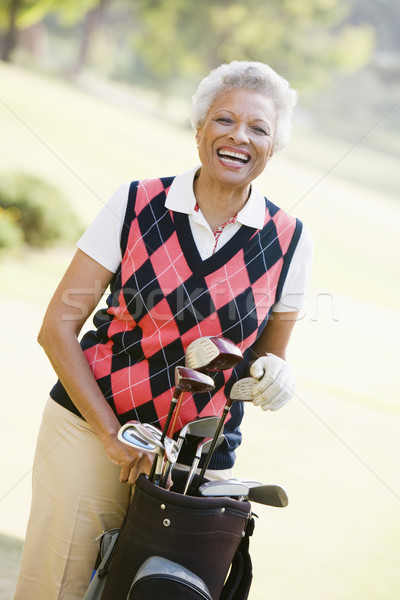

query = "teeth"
[218,149,249,162]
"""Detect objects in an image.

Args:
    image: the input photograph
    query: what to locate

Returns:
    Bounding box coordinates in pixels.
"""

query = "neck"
[194,170,250,231]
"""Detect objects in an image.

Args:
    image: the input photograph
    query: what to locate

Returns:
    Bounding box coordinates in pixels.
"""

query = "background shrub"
[0,207,24,253]
[0,173,82,248]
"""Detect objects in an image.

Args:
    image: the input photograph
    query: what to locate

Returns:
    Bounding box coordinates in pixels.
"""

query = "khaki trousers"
[14,399,131,599]
[14,398,233,600]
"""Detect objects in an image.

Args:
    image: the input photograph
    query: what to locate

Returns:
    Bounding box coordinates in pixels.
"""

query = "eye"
[252,126,269,135]
[216,117,232,124]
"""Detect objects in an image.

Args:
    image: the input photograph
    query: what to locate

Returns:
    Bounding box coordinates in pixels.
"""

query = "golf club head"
[118,427,160,453]
[230,377,257,401]
[174,366,215,393]
[198,480,249,498]
[248,485,289,508]
[185,336,242,372]
[142,423,163,440]
[163,437,180,464]
[183,434,225,495]
[230,479,263,488]
[196,434,224,458]
[122,422,162,446]
[178,416,220,444]
[119,423,179,463]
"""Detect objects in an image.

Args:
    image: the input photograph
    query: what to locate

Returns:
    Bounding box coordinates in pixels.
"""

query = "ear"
[195,129,202,147]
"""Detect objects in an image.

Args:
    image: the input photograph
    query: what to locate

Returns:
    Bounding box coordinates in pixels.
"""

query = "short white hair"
[191,61,298,153]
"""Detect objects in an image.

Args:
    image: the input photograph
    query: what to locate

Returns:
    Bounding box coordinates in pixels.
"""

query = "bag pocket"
[128,556,212,600]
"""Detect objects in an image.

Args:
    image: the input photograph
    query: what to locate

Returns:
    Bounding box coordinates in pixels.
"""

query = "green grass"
[0,534,22,600]
[1,63,399,600]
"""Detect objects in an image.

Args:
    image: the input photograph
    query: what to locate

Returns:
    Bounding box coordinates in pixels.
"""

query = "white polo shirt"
[78,166,313,312]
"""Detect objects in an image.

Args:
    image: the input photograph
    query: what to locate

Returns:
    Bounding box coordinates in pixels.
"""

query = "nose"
[228,123,249,145]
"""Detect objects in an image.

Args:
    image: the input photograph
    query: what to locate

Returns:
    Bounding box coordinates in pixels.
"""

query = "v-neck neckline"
[173,211,257,276]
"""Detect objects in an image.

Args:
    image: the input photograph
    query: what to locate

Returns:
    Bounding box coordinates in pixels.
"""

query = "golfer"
[15,60,312,599]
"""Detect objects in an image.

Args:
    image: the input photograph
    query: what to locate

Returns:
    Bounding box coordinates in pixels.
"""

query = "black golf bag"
[85,473,255,600]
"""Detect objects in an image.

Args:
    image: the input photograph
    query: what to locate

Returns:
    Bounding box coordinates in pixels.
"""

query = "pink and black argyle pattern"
[51,176,302,468]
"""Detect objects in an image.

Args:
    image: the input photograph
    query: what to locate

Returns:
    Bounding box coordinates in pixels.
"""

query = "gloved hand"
[250,354,296,411]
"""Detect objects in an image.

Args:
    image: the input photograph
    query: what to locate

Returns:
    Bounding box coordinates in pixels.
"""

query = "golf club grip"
[192,406,230,494]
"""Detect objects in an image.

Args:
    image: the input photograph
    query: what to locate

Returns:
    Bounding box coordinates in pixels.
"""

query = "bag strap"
[220,516,255,600]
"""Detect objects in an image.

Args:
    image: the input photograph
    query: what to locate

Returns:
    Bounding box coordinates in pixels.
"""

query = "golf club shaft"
[160,389,180,445]
[167,390,184,439]
[151,387,181,479]
[183,457,201,495]
[192,402,232,494]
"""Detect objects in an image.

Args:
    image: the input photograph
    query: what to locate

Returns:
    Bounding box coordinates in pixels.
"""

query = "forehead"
[208,88,277,121]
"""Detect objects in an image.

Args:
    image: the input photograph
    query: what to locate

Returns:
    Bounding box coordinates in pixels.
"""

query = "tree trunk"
[72,0,110,74]
[1,0,22,62]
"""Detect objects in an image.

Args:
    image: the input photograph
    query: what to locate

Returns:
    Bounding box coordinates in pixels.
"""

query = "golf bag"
[87,473,255,600]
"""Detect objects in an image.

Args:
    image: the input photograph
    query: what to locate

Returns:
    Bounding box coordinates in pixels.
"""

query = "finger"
[250,360,266,380]
[127,453,153,484]
[252,362,282,396]
[119,465,131,483]
[270,394,290,411]
[253,376,283,405]
[263,388,288,410]
[127,464,141,485]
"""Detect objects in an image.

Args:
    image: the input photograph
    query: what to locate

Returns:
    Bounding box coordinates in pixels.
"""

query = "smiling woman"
[194,89,277,228]
[15,60,313,599]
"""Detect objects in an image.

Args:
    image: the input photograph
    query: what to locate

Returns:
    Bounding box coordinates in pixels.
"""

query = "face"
[195,88,277,190]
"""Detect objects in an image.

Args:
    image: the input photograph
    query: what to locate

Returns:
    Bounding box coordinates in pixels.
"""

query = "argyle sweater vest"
[51,176,302,468]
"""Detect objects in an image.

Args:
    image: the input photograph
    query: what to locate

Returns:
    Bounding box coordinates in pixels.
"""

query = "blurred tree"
[0,0,107,64]
[131,0,375,91]
[0,0,54,61]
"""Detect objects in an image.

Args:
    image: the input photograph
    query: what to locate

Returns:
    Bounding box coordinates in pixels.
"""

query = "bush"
[0,208,24,253]
[0,173,82,248]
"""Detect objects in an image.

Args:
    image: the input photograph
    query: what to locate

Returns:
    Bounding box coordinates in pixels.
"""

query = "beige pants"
[14,398,233,600]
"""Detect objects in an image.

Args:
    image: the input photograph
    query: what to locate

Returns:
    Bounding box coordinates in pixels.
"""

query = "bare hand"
[104,436,154,484]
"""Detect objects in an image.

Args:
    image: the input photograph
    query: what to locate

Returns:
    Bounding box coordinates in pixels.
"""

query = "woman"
[15,60,312,599]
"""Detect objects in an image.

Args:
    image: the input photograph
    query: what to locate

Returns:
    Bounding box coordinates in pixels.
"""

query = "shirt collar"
[165,165,266,230]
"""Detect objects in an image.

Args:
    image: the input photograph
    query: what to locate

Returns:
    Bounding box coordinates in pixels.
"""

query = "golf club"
[185,336,243,372]
[160,416,220,488]
[247,484,288,507]
[199,479,289,507]
[164,367,215,440]
[198,480,249,498]
[117,427,160,452]
[120,421,162,445]
[118,423,180,485]
[146,367,214,482]
[192,377,257,495]
[117,427,166,480]
[183,434,225,495]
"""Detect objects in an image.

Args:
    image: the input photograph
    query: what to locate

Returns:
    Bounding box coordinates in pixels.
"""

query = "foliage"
[0,206,23,253]
[0,0,96,28]
[131,0,374,91]
[0,173,81,248]
[0,0,55,29]
[1,0,375,90]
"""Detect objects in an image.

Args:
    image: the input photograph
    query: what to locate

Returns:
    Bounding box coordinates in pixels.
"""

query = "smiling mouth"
[217,149,250,165]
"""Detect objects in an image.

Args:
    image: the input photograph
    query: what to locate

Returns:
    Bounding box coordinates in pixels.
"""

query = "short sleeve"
[77,183,129,273]
[272,224,313,312]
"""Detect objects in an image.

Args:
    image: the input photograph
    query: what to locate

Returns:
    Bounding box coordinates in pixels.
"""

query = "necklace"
[194,202,238,254]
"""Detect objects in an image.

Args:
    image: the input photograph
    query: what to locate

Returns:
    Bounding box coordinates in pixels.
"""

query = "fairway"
[1,63,399,600]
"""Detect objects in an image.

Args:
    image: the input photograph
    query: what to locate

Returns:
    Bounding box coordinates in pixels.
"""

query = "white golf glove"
[250,354,296,411]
